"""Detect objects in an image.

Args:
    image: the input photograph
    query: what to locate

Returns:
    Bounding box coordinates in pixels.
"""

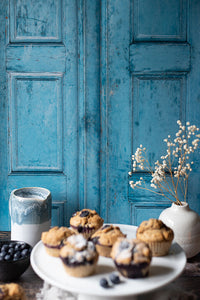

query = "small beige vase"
[159,202,200,258]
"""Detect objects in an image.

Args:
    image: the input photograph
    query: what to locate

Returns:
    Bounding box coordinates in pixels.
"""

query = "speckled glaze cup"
[9,187,52,247]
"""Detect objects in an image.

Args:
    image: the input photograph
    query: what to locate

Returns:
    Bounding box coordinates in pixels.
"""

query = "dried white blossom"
[129,121,200,204]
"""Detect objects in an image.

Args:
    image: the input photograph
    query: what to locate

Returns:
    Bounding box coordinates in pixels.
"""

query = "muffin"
[91,224,126,257]
[59,234,99,277]
[111,238,152,278]
[136,218,174,256]
[0,283,26,300]
[41,226,74,257]
[70,209,104,239]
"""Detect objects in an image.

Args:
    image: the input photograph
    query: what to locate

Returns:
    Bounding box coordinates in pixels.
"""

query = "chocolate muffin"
[59,234,99,277]
[136,218,174,256]
[70,209,104,239]
[41,226,74,257]
[111,238,152,278]
[91,224,126,257]
[0,283,26,300]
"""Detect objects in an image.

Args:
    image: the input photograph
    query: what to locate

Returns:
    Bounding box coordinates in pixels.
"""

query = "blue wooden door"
[0,0,199,230]
[100,0,200,225]
[0,0,101,230]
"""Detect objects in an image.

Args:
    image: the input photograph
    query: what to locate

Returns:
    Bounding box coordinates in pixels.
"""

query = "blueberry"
[91,237,99,244]
[80,210,90,218]
[100,278,109,288]
[4,254,12,261]
[1,244,9,252]
[109,273,120,284]
[119,240,130,250]
[0,251,7,259]
[20,243,27,250]
[77,225,83,233]
[21,249,29,257]
[8,248,14,255]
[14,244,21,251]
[8,242,15,248]
[14,251,21,260]
[132,246,138,254]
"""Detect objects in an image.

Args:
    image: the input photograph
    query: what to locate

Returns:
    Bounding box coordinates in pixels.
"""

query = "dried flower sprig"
[129,121,200,205]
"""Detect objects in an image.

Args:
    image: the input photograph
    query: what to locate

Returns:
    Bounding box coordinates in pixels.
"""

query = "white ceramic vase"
[159,202,200,258]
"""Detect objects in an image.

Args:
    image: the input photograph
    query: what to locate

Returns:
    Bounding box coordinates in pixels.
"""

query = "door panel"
[130,43,190,73]
[133,0,187,42]
[131,75,186,164]
[7,45,66,72]
[9,73,63,172]
[10,0,62,43]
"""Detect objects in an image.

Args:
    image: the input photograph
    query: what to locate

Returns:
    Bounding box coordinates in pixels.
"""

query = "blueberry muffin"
[0,283,26,300]
[111,238,152,278]
[59,234,99,277]
[136,218,174,256]
[70,209,104,239]
[91,225,126,257]
[41,226,74,257]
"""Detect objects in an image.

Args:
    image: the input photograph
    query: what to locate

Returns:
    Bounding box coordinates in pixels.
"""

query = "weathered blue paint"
[9,73,63,172]
[130,43,191,73]
[100,0,131,224]
[0,0,79,229]
[186,0,200,214]
[0,0,9,229]
[101,0,200,226]
[7,45,66,72]
[0,0,200,230]
[132,75,186,165]
[77,0,101,212]
[10,0,62,42]
[133,0,187,42]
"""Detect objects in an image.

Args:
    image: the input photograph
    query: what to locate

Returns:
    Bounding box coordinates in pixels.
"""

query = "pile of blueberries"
[100,273,121,288]
[0,242,32,262]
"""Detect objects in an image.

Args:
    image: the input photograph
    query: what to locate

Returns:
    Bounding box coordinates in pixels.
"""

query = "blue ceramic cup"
[9,187,52,247]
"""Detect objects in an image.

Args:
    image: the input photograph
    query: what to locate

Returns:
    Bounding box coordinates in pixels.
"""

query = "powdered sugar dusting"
[116,241,133,261]
[36,282,76,300]
[68,234,87,250]
[64,234,96,264]
[117,248,132,261]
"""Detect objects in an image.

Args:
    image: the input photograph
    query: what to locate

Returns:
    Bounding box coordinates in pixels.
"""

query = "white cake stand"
[31,225,186,300]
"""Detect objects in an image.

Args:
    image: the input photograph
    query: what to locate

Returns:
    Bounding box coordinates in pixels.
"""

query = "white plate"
[31,224,186,298]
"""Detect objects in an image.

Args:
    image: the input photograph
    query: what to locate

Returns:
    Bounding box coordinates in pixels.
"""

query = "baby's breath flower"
[129,120,199,205]
[151,183,157,189]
